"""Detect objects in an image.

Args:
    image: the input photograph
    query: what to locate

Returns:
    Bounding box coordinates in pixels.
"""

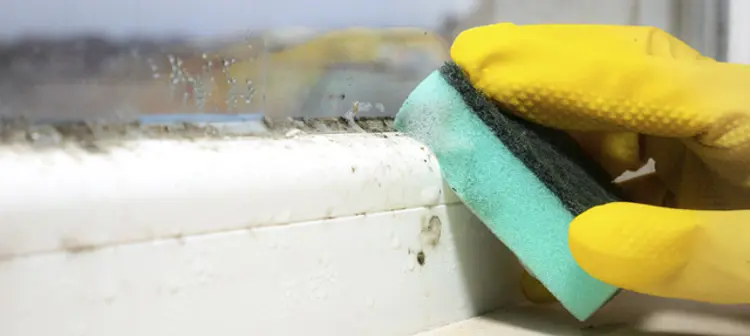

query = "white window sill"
[0,131,747,335]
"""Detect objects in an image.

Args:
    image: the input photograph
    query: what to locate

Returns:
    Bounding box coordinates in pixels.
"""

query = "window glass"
[0,0,718,124]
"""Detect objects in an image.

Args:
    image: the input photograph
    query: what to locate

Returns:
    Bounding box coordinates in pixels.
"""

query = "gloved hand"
[451,23,750,304]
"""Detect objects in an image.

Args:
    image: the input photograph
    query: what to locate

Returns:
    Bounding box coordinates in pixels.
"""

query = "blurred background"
[0,0,740,122]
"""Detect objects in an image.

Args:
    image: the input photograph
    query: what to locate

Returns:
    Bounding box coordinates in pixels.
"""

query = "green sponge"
[394,62,622,321]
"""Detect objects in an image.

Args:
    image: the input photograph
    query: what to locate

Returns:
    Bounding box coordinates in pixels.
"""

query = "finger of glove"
[451,23,750,186]
[569,202,750,304]
[567,131,644,179]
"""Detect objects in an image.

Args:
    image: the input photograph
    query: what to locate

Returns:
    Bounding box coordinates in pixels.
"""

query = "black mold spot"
[416,251,426,266]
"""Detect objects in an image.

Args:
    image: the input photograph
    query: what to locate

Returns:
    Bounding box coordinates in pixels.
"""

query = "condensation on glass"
[0,0,713,123]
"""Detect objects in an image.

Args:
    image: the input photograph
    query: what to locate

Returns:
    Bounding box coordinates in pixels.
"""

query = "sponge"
[394,62,623,321]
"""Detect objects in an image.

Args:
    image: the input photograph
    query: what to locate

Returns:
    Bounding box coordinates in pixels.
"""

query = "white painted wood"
[0,133,524,336]
[0,204,523,336]
[0,133,459,258]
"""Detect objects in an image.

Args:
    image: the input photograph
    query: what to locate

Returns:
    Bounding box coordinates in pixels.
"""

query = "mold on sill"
[0,115,395,151]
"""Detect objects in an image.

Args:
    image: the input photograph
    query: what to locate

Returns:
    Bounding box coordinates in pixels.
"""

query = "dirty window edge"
[0,115,396,152]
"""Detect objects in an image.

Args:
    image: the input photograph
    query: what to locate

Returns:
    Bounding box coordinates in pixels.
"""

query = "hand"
[451,23,750,304]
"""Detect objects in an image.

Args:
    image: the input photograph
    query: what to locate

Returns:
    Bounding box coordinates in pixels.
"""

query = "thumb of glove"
[569,202,750,304]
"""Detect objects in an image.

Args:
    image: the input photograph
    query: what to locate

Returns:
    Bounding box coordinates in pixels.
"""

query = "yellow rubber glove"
[451,23,750,304]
